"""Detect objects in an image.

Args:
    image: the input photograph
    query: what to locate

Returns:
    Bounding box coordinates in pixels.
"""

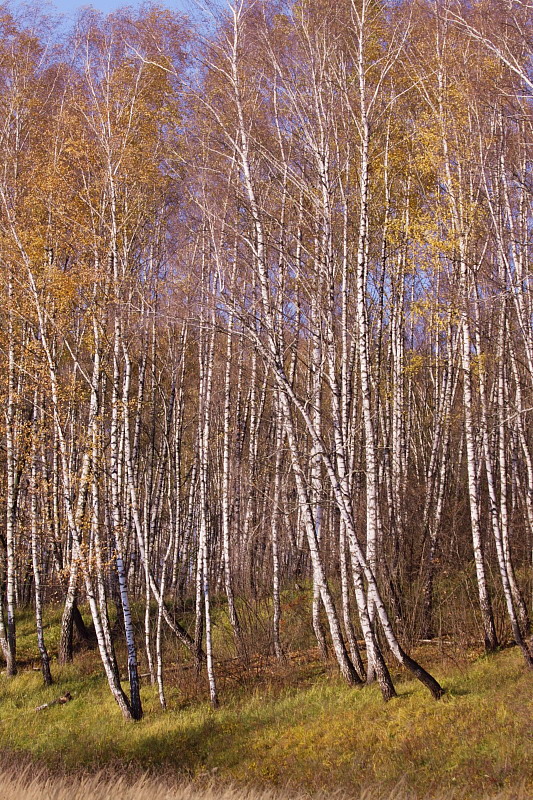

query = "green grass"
[1,610,532,800]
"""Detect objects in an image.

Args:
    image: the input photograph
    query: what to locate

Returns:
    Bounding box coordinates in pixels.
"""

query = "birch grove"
[0,0,532,718]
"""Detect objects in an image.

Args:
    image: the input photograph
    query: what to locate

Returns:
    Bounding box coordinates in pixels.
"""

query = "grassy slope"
[1,609,532,799]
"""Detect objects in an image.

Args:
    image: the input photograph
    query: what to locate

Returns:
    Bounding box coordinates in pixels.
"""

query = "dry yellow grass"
[0,768,379,800]
[0,770,282,800]
[0,769,530,800]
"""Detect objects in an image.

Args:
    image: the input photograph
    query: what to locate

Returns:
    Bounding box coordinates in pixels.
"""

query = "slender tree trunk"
[5,272,17,676]
[271,392,285,661]
[30,393,52,686]
[221,304,243,656]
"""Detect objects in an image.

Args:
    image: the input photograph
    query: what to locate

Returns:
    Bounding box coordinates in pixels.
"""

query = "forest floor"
[0,606,532,800]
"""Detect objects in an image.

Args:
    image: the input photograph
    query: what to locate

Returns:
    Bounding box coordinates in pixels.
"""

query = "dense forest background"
[0,0,532,721]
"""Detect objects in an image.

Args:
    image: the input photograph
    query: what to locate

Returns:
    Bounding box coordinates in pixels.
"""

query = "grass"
[0,766,360,800]
[1,605,533,800]
[5,769,531,800]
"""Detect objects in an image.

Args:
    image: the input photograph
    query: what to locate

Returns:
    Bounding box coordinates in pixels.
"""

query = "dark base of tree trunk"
[374,672,397,702]
[399,647,444,699]
[73,604,92,642]
[335,634,362,686]
[343,660,363,687]
[128,668,143,721]
[483,634,499,653]
[369,638,396,701]
[41,657,53,686]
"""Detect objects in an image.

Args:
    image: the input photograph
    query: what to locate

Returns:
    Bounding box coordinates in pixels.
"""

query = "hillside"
[1,630,531,800]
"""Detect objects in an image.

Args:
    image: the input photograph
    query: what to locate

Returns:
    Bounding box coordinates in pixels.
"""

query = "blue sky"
[8,0,226,39]
[50,0,196,15]
[7,0,224,23]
